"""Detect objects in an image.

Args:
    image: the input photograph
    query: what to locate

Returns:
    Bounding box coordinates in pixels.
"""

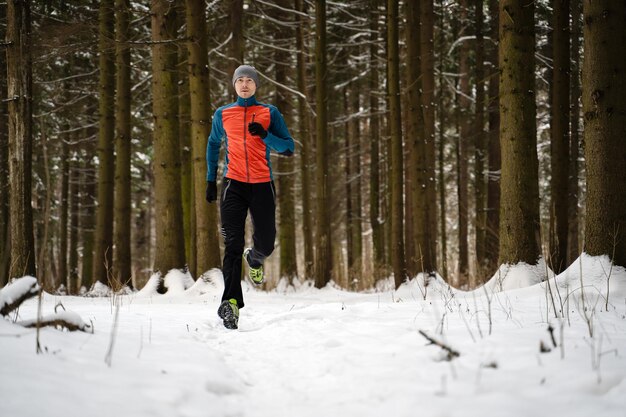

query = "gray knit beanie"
[232,65,260,87]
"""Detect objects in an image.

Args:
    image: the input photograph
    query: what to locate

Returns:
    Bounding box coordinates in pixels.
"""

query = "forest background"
[2,0,625,294]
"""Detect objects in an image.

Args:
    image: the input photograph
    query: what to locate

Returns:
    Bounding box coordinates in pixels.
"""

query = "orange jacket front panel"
[207,96,294,183]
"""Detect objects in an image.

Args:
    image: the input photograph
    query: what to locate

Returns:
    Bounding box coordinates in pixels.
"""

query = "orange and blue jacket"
[206,95,294,183]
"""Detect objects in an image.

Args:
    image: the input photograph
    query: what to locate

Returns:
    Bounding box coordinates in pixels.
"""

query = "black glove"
[206,181,217,203]
[248,122,267,139]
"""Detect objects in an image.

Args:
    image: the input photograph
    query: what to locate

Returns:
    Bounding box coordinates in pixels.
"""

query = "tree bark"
[498,0,542,266]
[151,0,186,276]
[485,0,500,276]
[178,10,194,276]
[274,0,298,283]
[369,0,385,279]
[419,0,438,275]
[58,129,70,288]
[186,0,221,277]
[457,0,471,287]
[296,0,314,279]
[567,0,581,264]
[406,0,425,279]
[80,126,98,290]
[0,3,10,286]
[93,0,116,286]
[68,145,80,294]
[314,0,332,288]
[132,164,152,287]
[348,86,362,288]
[6,0,37,279]
[387,0,407,288]
[344,90,353,287]
[549,0,570,274]
[114,0,132,288]
[474,0,487,279]
[437,2,448,280]
[229,0,244,101]
[582,1,626,267]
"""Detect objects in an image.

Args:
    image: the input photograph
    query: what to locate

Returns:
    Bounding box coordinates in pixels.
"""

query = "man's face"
[234,76,257,99]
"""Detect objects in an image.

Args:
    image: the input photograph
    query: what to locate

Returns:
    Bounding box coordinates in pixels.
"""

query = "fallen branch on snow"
[2,277,93,334]
[0,277,40,316]
[418,330,461,361]
[18,311,93,333]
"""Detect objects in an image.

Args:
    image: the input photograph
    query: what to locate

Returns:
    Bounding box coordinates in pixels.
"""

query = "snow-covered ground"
[1,254,626,417]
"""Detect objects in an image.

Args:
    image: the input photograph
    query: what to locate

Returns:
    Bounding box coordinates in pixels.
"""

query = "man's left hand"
[248,122,267,139]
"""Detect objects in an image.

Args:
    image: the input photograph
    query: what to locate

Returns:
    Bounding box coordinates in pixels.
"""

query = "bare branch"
[19,311,93,333]
[418,330,461,361]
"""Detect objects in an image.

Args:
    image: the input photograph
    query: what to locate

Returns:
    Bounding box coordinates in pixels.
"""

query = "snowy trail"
[199,293,430,417]
[2,261,626,417]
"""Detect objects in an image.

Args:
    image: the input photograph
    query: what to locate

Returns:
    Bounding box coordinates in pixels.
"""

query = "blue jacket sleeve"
[264,107,295,156]
[206,109,224,181]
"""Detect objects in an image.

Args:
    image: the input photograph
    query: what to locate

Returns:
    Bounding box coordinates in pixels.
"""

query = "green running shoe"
[243,248,265,285]
[217,299,239,329]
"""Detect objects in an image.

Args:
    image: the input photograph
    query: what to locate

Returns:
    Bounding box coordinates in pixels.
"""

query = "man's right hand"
[206,181,217,203]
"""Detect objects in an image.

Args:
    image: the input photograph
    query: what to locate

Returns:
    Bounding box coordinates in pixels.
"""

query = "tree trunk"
[273,0,298,283]
[35,125,52,288]
[457,0,471,287]
[369,0,385,279]
[151,0,186,276]
[582,1,626,267]
[474,0,487,279]
[406,0,425,279]
[133,164,152,287]
[68,146,80,294]
[229,0,244,99]
[186,0,221,277]
[93,0,116,287]
[498,0,542,266]
[485,0,500,277]
[567,0,581,264]
[344,90,353,286]
[314,0,332,288]
[0,4,10,286]
[58,130,70,288]
[420,0,438,275]
[80,126,97,290]
[179,16,194,276]
[114,0,132,288]
[387,0,407,288]
[6,0,36,279]
[436,2,448,280]
[348,86,363,288]
[549,0,571,274]
[296,0,314,279]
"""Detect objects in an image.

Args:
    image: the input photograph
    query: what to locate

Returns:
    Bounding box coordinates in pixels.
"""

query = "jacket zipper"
[243,100,250,182]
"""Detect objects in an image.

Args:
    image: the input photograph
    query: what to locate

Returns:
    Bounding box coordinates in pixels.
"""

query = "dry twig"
[418,330,461,361]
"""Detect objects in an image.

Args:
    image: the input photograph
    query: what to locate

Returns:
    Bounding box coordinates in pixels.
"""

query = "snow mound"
[395,272,454,301]
[482,258,550,292]
[137,268,223,297]
[163,269,195,295]
[86,281,112,297]
[274,277,314,293]
[185,268,224,297]
[550,253,626,303]
[136,272,162,297]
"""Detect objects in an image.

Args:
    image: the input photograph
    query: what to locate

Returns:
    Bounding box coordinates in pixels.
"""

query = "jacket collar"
[237,95,258,107]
